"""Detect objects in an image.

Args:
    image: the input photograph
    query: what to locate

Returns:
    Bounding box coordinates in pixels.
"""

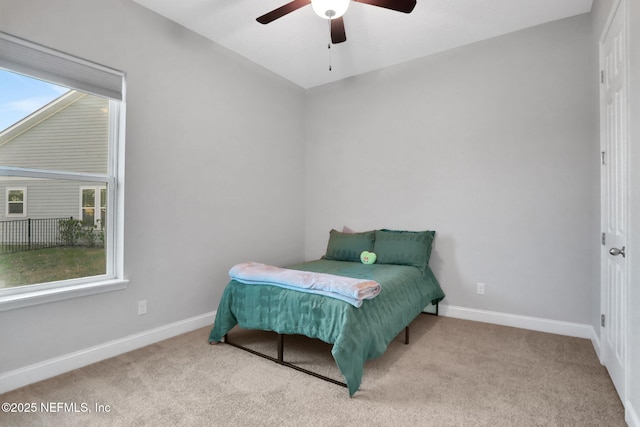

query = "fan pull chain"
[328,18,332,71]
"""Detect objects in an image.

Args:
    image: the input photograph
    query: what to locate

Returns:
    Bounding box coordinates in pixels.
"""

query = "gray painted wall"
[304,14,598,325]
[0,0,306,371]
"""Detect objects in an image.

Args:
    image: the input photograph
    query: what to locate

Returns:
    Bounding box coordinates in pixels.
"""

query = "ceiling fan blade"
[331,17,347,44]
[353,0,416,13]
[256,0,311,24]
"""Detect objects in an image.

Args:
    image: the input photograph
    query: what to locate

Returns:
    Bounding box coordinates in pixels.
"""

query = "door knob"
[609,246,626,258]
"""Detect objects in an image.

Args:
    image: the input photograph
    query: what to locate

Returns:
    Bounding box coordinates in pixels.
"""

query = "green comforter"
[208,259,445,396]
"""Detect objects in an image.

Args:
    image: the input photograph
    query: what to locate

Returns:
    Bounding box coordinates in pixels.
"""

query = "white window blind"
[0,32,124,101]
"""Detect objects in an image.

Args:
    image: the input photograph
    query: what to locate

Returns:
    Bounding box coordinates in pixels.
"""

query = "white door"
[600,0,628,403]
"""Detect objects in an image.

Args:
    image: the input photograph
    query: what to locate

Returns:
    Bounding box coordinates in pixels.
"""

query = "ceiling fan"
[256,0,417,44]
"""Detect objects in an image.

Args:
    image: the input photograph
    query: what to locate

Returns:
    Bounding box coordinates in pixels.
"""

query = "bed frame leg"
[277,334,284,363]
[405,302,440,345]
[424,302,439,317]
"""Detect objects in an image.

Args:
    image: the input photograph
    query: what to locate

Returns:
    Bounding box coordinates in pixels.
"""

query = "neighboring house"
[0,90,108,246]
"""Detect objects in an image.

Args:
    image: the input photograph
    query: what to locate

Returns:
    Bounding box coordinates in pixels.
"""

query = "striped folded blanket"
[228,262,381,308]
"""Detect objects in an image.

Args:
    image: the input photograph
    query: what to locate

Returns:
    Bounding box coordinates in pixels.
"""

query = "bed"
[208,229,445,396]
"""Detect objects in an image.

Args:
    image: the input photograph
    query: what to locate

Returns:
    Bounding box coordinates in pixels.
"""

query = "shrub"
[59,218,83,246]
[81,225,98,248]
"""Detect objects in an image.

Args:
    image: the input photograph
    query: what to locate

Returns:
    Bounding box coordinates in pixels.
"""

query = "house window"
[6,188,26,217]
[0,32,127,311]
[80,187,106,227]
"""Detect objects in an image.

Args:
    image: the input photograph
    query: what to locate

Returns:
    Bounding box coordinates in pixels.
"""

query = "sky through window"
[0,70,70,132]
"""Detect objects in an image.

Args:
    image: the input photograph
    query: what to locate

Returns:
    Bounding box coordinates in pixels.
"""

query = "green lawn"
[0,247,105,288]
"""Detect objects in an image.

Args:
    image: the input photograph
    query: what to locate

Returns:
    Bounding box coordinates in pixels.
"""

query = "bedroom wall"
[304,13,599,325]
[0,0,305,373]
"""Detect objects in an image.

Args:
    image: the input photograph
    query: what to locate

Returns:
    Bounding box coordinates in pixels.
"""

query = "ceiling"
[132,0,593,89]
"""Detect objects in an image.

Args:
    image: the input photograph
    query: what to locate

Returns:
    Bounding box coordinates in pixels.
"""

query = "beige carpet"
[0,315,625,426]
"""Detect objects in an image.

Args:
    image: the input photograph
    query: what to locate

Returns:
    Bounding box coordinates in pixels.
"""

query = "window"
[80,187,107,227]
[6,188,26,217]
[0,32,127,311]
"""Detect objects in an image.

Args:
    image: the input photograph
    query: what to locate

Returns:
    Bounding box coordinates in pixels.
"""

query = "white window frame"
[0,32,128,312]
[6,187,27,217]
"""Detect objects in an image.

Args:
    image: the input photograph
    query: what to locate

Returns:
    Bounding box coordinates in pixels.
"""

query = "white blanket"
[228,262,381,308]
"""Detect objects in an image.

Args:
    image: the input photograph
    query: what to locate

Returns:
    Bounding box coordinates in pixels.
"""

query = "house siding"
[0,92,109,223]
[2,179,100,219]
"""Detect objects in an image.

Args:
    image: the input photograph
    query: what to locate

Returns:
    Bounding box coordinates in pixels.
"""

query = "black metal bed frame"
[219,303,439,389]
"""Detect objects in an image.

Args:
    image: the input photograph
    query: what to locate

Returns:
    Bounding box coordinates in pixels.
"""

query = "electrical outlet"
[138,300,147,315]
[476,283,485,295]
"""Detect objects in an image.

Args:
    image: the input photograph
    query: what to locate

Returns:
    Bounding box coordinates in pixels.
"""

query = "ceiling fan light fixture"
[311,0,350,19]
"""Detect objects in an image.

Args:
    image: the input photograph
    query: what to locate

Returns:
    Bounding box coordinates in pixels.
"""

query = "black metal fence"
[0,217,72,255]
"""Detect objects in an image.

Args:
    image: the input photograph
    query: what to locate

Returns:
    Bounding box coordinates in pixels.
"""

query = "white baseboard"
[439,304,596,340]
[0,311,216,395]
[589,327,603,363]
[628,400,640,427]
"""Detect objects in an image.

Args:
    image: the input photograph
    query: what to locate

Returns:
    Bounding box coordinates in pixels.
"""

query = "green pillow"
[373,229,435,272]
[323,229,375,262]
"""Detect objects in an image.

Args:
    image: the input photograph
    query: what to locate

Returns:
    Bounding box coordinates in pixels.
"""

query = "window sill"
[0,278,129,312]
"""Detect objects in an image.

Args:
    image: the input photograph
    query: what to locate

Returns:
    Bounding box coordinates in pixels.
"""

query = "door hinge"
[601,314,606,327]
[601,70,605,84]
[602,232,606,245]
[601,151,606,165]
